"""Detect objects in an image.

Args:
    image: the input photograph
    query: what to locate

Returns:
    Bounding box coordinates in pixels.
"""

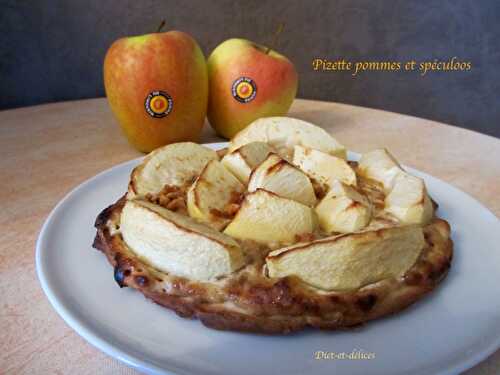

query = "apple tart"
[93,117,453,333]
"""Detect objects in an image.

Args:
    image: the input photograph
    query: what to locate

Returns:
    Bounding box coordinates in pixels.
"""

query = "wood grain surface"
[1,98,499,374]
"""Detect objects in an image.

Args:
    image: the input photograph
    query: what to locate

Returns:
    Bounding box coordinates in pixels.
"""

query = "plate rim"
[36,142,500,375]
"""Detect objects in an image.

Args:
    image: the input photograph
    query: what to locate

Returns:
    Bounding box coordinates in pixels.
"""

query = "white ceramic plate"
[37,143,500,375]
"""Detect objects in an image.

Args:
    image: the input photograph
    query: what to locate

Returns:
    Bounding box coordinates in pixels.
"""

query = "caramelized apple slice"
[221,141,273,184]
[187,160,245,230]
[120,199,245,281]
[128,142,218,198]
[292,145,356,188]
[385,172,434,225]
[229,117,346,160]
[357,148,403,191]
[223,189,317,245]
[248,153,317,206]
[358,149,433,225]
[266,225,424,290]
[315,181,372,233]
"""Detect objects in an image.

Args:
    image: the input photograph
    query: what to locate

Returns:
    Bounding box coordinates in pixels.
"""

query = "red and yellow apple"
[207,38,298,139]
[104,31,208,152]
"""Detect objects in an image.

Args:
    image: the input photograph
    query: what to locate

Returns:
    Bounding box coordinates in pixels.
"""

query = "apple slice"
[187,160,245,230]
[228,117,346,160]
[247,153,317,206]
[128,142,218,198]
[266,225,425,291]
[292,145,356,188]
[223,189,317,245]
[385,172,434,225]
[357,149,403,191]
[221,141,273,184]
[315,181,372,233]
[120,199,245,281]
[358,149,433,225]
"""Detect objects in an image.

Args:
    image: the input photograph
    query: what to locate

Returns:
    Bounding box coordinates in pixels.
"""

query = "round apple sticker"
[232,77,257,103]
[145,91,173,118]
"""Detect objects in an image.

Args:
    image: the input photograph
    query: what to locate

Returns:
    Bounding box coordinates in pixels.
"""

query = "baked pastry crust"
[93,196,452,334]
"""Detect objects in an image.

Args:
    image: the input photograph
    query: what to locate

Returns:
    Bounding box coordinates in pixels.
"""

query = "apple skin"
[207,38,298,139]
[104,31,208,152]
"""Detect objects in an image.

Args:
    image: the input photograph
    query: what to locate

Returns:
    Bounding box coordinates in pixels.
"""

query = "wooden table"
[1,98,499,374]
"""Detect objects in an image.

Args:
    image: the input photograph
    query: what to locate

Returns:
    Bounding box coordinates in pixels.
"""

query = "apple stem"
[265,22,285,54]
[156,20,166,33]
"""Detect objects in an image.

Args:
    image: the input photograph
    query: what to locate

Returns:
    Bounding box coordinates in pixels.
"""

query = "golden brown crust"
[93,196,453,334]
